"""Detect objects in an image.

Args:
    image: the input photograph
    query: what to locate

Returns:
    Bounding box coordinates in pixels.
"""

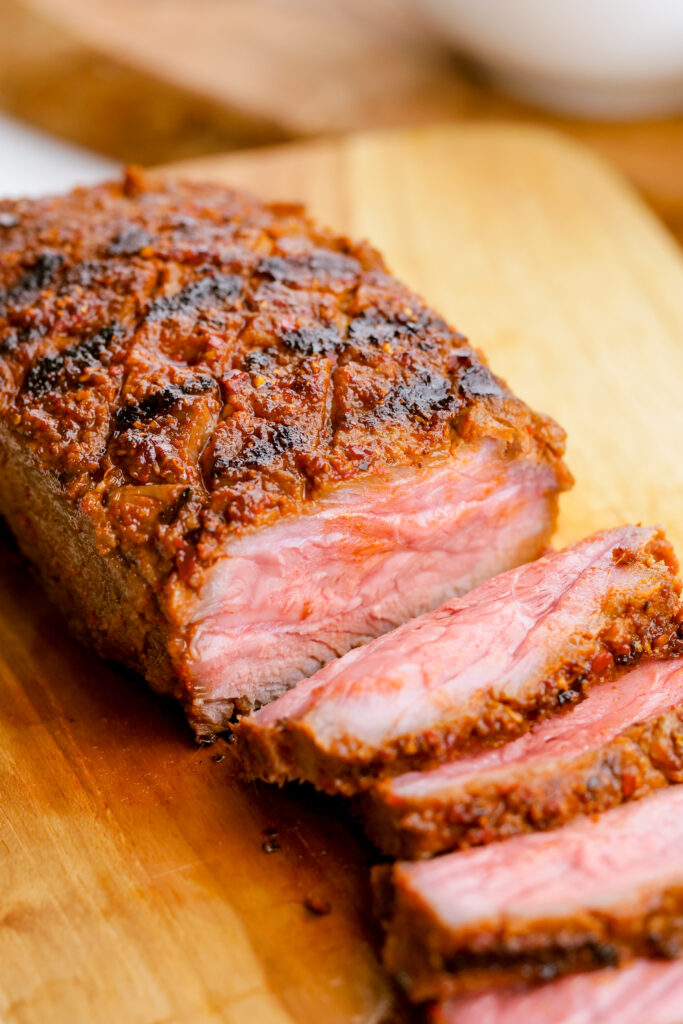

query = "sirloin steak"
[237,526,681,792]
[374,785,683,1001]
[360,656,683,858]
[0,170,569,736]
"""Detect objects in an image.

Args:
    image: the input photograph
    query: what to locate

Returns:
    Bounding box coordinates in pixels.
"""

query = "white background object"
[0,112,117,198]
[413,0,683,118]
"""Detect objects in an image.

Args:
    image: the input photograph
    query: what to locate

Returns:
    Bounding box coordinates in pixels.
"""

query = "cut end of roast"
[183,440,562,735]
[0,171,570,736]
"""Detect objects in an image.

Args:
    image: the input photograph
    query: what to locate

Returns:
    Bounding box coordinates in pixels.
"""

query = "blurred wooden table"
[1,0,682,242]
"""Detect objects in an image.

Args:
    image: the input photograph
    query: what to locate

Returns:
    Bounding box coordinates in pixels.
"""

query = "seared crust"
[0,169,567,569]
[360,702,683,858]
[236,532,682,794]
[374,866,683,1001]
[0,169,569,707]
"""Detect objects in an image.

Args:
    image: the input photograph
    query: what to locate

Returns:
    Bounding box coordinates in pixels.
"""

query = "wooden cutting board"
[2,124,683,1024]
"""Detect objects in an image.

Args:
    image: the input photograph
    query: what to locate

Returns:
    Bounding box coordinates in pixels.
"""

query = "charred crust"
[242,348,274,370]
[211,421,303,477]
[23,325,122,398]
[0,169,569,581]
[2,252,64,305]
[361,704,683,859]
[158,486,193,525]
[106,227,155,256]
[556,685,582,706]
[256,249,360,285]
[378,368,456,424]
[145,271,242,320]
[348,312,401,346]
[0,325,40,355]
[280,325,342,355]
[114,375,215,431]
[439,941,620,984]
[457,363,505,399]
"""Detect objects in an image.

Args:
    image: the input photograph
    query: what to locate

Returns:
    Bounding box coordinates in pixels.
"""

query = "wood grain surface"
[2,124,683,1024]
[1,0,683,246]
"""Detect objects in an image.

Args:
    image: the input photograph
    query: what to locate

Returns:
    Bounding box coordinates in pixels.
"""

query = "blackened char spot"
[257,248,359,286]
[0,331,20,355]
[24,325,123,398]
[67,261,104,289]
[379,369,455,423]
[0,213,18,229]
[281,325,342,356]
[588,942,620,968]
[243,348,277,371]
[309,248,360,279]
[158,486,193,525]
[107,227,155,256]
[458,363,504,398]
[213,421,302,476]
[256,256,304,284]
[348,309,445,352]
[182,375,215,395]
[1,252,64,305]
[146,272,242,321]
[0,324,45,355]
[397,309,446,334]
[348,313,398,347]
[115,375,215,430]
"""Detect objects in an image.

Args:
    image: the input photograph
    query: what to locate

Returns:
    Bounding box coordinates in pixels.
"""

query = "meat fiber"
[361,657,683,858]
[0,170,570,736]
[430,960,683,1024]
[237,526,681,793]
[374,785,683,1002]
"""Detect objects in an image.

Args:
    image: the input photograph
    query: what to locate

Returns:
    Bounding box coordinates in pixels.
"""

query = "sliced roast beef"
[237,526,681,793]
[361,656,683,858]
[0,170,570,736]
[430,960,683,1024]
[374,785,683,1002]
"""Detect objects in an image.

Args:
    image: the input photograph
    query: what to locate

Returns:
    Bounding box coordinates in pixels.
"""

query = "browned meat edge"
[372,868,683,1003]
[236,534,682,794]
[358,701,683,858]
[0,427,178,697]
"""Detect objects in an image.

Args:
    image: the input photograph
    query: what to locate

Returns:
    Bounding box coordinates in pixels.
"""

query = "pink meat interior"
[183,440,559,712]
[385,657,683,800]
[401,785,683,931]
[432,959,683,1024]
[251,524,658,751]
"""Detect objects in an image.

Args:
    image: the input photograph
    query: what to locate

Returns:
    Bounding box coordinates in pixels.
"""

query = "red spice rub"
[0,170,569,728]
[374,787,683,1002]
[359,656,683,858]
